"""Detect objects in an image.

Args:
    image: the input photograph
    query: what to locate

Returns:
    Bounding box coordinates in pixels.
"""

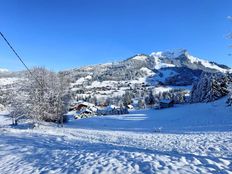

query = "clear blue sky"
[0,0,232,71]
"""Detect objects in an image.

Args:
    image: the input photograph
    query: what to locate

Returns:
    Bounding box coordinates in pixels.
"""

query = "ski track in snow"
[0,98,232,174]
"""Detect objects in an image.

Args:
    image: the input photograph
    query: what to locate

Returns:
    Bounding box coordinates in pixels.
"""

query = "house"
[74,101,95,111]
[75,103,88,111]
[127,104,134,109]
[74,108,93,119]
[158,99,174,109]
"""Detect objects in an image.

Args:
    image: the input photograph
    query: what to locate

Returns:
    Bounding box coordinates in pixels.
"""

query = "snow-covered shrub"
[26,68,71,125]
[0,104,5,111]
[6,79,29,125]
[6,67,71,126]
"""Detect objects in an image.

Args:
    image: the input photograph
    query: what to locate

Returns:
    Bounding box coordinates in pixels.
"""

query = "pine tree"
[122,91,132,107]
[191,72,231,103]
[145,90,155,106]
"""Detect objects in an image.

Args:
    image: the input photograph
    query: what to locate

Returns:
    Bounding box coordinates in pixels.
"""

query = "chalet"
[74,108,93,119]
[159,99,174,109]
[127,104,134,109]
[72,101,96,111]
[75,103,88,111]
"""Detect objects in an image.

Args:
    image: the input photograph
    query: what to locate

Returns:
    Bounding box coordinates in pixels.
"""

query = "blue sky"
[0,0,232,71]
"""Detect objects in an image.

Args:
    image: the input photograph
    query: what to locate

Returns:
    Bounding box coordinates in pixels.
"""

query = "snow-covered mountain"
[130,49,230,73]
[0,68,9,73]
[1,49,231,106]
[61,49,230,105]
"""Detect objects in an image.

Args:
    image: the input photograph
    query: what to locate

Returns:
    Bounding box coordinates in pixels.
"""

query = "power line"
[0,32,44,88]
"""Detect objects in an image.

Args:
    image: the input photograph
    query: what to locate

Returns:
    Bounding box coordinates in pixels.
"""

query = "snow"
[150,49,230,73]
[154,69,178,83]
[153,85,191,95]
[153,86,173,94]
[71,75,93,86]
[140,67,155,76]
[132,54,148,61]
[150,53,176,69]
[0,104,5,111]
[186,54,229,73]
[150,49,187,59]
[0,77,19,86]
[0,68,9,72]
[87,80,118,89]
[0,97,232,173]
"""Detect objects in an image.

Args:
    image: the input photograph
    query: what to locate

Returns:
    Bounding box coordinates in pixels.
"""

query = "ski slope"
[0,98,232,174]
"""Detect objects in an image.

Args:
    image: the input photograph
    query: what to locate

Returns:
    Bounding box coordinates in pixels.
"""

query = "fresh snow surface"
[186,54,228,73]
[140,67,155,76]
[132,54,148,61]
[150,49,186,59]
[0,98,232,174]
[154,69,178,83]
[150,49,229,73]
[0,68,9,72]
[0,77,19,86]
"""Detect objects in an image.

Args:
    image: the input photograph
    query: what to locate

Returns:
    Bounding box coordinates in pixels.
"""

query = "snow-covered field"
[0,98,232,174]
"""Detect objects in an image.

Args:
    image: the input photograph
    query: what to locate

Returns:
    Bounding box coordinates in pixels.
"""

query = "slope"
[0,97,231,174]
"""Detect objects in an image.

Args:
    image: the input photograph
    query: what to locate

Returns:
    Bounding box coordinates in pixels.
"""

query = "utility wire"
[0,32,44,88]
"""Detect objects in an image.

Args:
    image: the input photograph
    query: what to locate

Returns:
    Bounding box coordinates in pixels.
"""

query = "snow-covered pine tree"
[145,90,156,106]
[122,91,133,107]
[226,78,232,106]
[191,72,231,103]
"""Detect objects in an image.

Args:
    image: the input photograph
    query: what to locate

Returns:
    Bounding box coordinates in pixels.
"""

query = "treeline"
[79,88,189,109]
[190,72,232,103]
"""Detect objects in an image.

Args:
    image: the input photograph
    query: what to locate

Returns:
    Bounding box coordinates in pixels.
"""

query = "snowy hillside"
[0,97,231,173]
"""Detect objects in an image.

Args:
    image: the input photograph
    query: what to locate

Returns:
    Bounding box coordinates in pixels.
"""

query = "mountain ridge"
[1,49,231,107]
[57,49,231,106]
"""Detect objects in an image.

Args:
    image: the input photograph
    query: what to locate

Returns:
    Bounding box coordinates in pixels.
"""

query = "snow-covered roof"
[81,108,92,114]
[127,104,133,109]
[76,101,95,107]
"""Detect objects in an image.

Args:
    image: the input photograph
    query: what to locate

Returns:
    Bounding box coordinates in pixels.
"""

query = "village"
[69,99,174,119]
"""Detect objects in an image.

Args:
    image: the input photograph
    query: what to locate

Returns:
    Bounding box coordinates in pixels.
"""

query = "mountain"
[0,68,9,73]
[0,49,230,107]
[60,49,231,106]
